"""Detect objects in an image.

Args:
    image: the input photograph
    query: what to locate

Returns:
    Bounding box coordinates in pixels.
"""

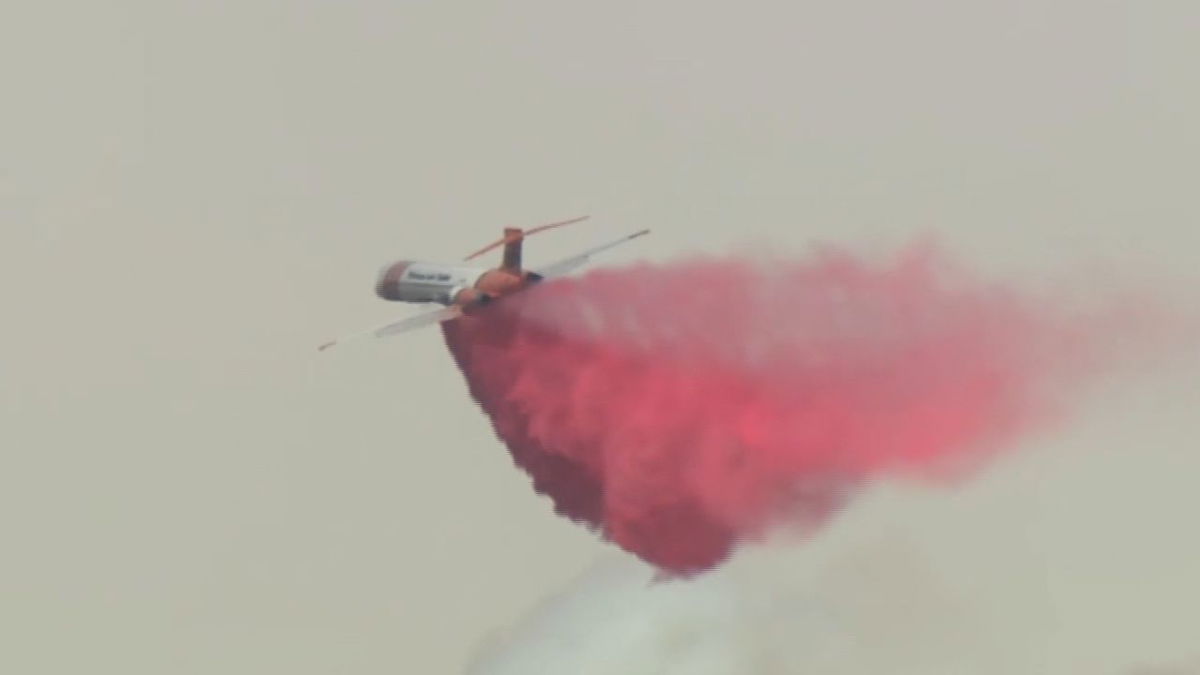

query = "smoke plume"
[442,240,1173,575]
[466,532,1200,674]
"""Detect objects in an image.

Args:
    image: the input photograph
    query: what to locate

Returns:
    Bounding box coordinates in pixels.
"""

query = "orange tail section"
[463,216,589,265]
[501,227,523,271]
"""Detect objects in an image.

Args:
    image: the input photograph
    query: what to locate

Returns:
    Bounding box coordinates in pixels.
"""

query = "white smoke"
[467,459,1200,674]
[465,528,1017,674]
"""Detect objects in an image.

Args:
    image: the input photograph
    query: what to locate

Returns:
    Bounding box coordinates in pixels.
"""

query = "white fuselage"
[376,261,488,305]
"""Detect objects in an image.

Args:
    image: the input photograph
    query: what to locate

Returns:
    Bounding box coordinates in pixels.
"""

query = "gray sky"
[3,1,1199,673]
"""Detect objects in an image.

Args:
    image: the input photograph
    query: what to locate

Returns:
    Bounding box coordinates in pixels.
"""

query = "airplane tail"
[463,216,590,268]
[502,227,522,271]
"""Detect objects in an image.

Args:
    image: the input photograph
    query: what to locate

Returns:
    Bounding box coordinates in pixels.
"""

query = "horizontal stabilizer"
[463,216,590,262]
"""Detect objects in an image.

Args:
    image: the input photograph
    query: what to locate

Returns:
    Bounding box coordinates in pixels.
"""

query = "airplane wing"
[533,228,650,280]
[318,305,462,351]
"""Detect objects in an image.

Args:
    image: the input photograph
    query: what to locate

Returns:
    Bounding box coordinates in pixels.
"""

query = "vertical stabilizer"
[502,227,523,271]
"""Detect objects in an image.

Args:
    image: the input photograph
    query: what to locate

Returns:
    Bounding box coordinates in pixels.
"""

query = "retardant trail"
[441,242,1124,575]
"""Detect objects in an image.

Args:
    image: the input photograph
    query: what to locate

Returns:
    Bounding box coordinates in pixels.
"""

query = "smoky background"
[2,1,1199,673]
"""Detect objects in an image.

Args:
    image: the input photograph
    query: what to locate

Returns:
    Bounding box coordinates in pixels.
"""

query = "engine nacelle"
[375,261,487,305]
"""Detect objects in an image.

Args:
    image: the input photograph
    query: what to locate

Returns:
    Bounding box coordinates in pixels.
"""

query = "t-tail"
[464,216,591,272]
[502,227,523,271]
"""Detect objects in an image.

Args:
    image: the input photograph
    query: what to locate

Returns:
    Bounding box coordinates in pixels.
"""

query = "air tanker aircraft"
[319,216,649,350]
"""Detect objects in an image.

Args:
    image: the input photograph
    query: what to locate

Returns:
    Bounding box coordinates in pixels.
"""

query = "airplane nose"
[375,261,411,300]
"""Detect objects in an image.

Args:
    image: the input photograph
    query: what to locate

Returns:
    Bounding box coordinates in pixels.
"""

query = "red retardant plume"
[441,242,1110,575]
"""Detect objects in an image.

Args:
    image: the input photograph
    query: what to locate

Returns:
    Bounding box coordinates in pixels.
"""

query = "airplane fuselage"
[374,261,537,308]
[375,226,542,308]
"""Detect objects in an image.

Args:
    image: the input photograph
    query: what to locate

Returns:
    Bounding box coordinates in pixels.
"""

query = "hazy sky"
[3,1,1199,673]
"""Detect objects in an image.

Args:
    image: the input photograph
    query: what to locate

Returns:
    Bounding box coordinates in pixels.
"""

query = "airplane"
[318,216,649,350]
